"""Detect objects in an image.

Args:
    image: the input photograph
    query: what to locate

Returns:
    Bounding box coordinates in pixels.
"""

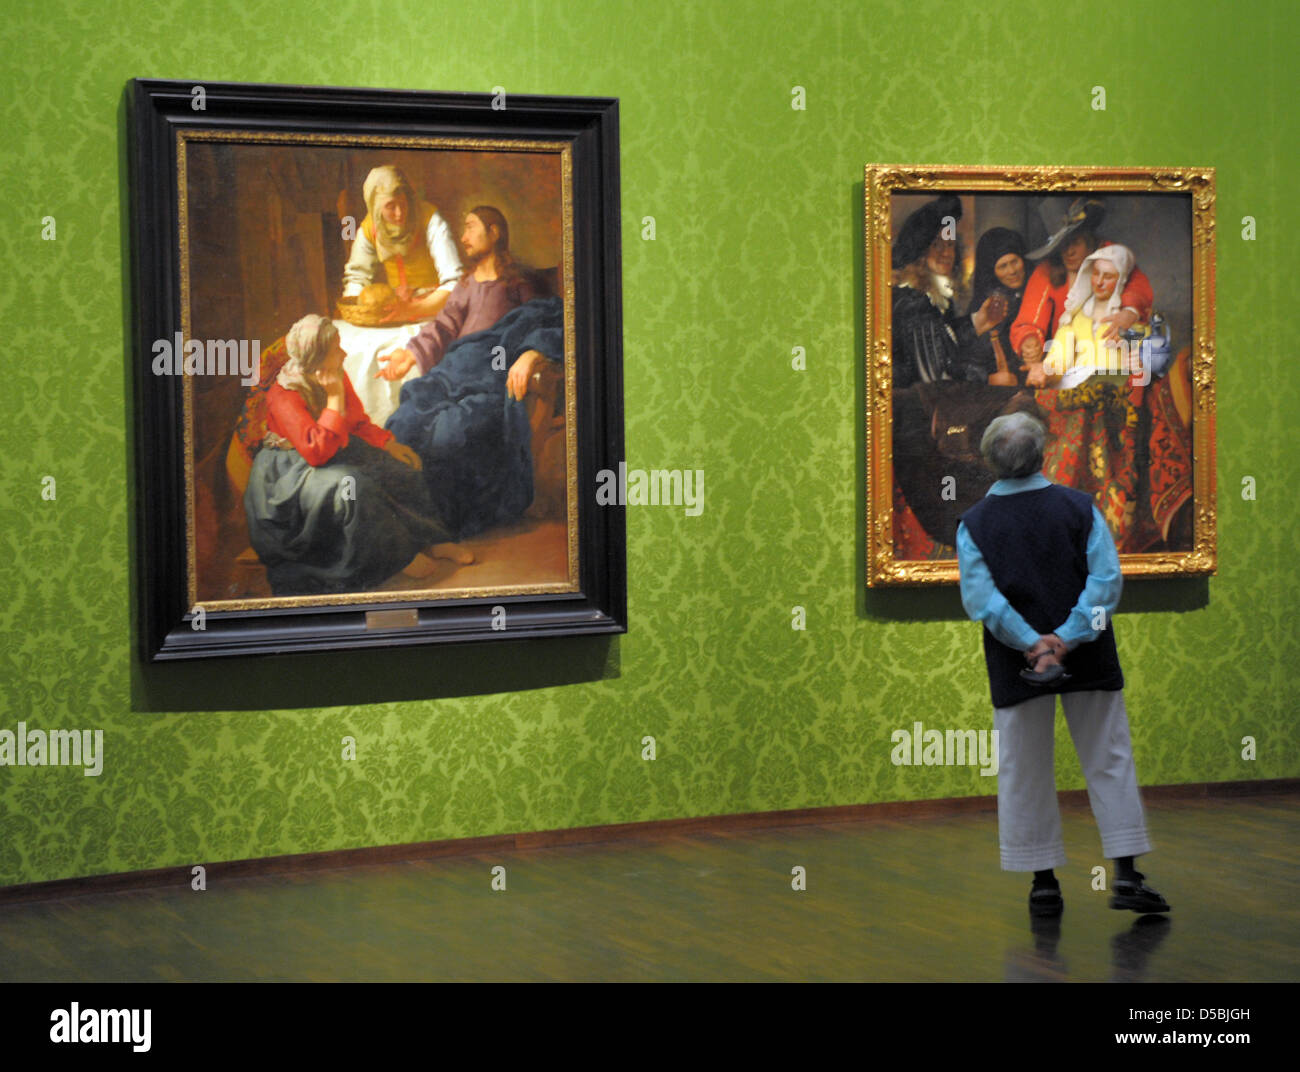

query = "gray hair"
[980,412,1047,479]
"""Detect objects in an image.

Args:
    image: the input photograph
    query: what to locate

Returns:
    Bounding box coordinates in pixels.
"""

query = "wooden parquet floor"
[0,794,1294,982]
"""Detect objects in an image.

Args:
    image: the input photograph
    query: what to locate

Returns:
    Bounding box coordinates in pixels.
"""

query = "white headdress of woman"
[276,313,340,413]
[363,165,420,262]
[1061,243,1136,324]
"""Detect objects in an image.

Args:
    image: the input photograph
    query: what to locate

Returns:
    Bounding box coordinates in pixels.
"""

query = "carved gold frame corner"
[865,164,1216,588]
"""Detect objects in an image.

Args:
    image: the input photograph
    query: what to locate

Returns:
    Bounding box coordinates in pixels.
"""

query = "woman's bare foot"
[429,542,474,565]
[401,553,438,578]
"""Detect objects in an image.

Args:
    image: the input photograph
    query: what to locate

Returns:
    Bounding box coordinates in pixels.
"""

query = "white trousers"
[994,689,1152,871]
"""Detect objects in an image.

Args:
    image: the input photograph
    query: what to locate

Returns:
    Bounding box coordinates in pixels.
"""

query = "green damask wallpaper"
[0,0,1295,887]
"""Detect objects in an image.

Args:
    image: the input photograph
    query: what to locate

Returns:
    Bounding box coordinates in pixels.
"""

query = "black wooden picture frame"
[128,78,625,660]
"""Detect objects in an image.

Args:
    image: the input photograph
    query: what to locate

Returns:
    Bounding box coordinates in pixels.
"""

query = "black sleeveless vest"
[960,483,1123,708]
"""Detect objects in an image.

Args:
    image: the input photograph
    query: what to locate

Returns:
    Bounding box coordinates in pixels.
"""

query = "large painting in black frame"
[129,78,625,660]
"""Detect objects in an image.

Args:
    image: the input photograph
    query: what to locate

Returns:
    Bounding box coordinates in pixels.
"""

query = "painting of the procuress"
[886,190,1196,566]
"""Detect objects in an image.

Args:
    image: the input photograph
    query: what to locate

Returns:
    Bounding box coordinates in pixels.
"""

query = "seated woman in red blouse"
[244,314,472,595]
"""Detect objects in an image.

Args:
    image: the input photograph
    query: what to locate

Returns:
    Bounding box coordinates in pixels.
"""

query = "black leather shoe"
[1029,883,1063,917]
[1110,872,1171,913]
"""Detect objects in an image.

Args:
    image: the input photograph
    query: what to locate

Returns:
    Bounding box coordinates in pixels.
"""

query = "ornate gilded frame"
[865,164,1216,587]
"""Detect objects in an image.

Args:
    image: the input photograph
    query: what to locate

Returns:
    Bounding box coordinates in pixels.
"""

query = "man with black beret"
[891,195,1007,388]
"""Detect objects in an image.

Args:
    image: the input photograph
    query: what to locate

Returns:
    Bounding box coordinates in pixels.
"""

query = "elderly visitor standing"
[955,411,1172,918]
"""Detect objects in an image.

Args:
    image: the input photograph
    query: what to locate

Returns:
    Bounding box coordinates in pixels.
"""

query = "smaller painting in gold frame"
[864,165,1216,587]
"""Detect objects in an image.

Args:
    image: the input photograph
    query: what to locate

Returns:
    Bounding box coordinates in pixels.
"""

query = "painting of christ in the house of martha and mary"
[178,135,577,608]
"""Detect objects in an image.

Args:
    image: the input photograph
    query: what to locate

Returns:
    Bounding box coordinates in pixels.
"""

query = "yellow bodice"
[1047,309,1151,385]
[361,200,442,291]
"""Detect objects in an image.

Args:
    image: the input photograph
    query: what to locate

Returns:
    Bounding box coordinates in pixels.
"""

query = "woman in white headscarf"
[244,314,472,596]
[1030,245,1146,389]
[341,165,464,322]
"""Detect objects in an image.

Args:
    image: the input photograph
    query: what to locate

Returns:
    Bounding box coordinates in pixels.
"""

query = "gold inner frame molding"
[176,128,580,611]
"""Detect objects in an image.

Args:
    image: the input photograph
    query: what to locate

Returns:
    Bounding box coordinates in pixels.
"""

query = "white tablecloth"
[334,319,425,429]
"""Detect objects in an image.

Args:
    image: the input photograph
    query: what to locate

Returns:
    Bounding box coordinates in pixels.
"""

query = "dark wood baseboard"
[2,777,1295,906]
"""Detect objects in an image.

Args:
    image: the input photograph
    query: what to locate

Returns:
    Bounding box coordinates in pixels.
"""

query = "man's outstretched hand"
[376,347,416,381]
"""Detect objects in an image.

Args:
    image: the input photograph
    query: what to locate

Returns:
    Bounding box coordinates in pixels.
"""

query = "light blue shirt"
[956,472,1123,653]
